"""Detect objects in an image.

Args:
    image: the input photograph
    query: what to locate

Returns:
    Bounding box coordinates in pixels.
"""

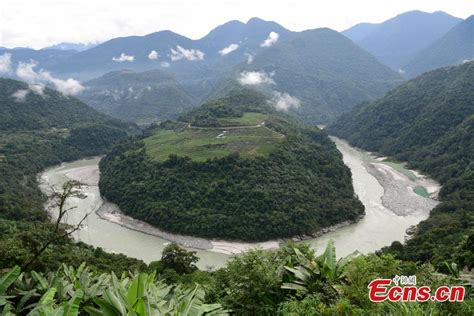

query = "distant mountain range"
[42,42,99,52]
[343,11,462,71]
[1,11,473,124]
[405,15,474,77]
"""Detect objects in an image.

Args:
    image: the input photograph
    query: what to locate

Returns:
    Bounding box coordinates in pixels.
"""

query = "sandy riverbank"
[40,139,441,258]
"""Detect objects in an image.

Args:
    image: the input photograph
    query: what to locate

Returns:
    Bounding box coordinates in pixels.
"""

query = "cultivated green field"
[217,112,268,126]
[144,125,284,162]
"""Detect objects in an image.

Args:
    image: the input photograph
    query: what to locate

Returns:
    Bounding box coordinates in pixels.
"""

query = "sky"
[1,0,474,49]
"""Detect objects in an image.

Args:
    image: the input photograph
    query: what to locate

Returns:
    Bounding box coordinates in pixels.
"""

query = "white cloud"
[160,61,171,67]
[112,53,134,62]
[271,91,300,111]
[28,84,45,96]
[398,69,406,74]
[15,60,84,95]
[16,61,38,82]
[39,71,85,95]
[0,53,12,73]
[148,50,159,60]
[238,71,275,85]
[170,45,204,61]
[245,53,254,64]
[260,32,279,47]
[11,89,30,102]
[219,43,239,56]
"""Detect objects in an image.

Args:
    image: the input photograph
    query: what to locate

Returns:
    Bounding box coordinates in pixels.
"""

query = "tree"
[21,180,88,270]
[159,243,199,275]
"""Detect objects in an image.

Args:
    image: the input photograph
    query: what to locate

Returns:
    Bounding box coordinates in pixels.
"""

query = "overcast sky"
[1,0,473,49]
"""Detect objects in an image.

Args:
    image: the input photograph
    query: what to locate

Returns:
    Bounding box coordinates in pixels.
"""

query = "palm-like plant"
[282,240,357,295]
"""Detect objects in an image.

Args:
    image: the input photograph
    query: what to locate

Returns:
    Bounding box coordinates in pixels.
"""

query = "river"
[39,137,440,269]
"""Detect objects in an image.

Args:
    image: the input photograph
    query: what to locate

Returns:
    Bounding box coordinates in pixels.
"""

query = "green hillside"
[406,15,474,77]
[80,69,195,123]
[210,28,402,123]
[328,62,474,267]
[99,89,364,241]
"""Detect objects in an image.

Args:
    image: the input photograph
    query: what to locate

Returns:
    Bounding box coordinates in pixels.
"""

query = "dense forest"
[0,78,144,271]
[328,62,474,269]
[99,89,364,241]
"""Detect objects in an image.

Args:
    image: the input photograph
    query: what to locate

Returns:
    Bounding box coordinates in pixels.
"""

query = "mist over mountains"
[1,10,472,124]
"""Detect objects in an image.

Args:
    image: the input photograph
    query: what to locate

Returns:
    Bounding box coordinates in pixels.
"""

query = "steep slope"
[99,89,364,241]
[405,15,474,77]
[212,28,402,123]
[343,11,462,70]
[80,69,195,123]
[0,78,134,222]
[328,62,474,266]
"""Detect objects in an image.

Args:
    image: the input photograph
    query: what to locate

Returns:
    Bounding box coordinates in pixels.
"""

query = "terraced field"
[144,124,284,162]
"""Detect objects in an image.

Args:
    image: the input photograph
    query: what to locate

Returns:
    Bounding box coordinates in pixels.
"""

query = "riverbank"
[39,137,442,263]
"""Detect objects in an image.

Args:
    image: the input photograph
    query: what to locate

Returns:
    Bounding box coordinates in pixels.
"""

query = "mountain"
[341,22,377,42]
[343,11,462,70]
[43,42,98,52]
[0,77,134,222]
[98,89,364,241]
[328,62,474,265]
[80,69,195,123]
[405,15,474,77]
[50,18,293,81]
[0,47,77,71]
[211,28,402,123]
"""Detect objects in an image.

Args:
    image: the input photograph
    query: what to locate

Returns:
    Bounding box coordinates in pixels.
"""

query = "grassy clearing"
[144,125,284,162]
[217,112,268,126]
[380,160,418,181]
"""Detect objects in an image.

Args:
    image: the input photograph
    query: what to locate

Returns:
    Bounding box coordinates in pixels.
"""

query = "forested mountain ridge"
[99,89,364,240]
[80,69,195,123]
[343,10,462,70]
[208,28,402,123]
[328,61,474,266]
[405,15,474,77]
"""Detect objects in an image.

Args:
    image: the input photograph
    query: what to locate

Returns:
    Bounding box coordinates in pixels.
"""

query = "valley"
[1,5,473,313]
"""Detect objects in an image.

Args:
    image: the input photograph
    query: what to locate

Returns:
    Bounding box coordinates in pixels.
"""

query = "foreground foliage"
[3,242,471,315]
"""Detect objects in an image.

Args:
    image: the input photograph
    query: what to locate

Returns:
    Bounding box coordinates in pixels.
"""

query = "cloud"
[0,53,12,73]
[160,61,170,67]
[219,43,239,56]
[245,53,254,64]
[15,60,84,95]
[270,91,301,111]
[398,69,406,74]
[260,32,279,47]
[16,61,38,82]
[11,89,29,102]
[148,50,159,60]
[170,45,204,61]
[28,84,45,96]
[238,71,275,85]
[112,53,134,62]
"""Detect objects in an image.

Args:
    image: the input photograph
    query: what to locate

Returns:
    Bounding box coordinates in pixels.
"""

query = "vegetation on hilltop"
[328,62,474,269]
[99,89,364,241]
